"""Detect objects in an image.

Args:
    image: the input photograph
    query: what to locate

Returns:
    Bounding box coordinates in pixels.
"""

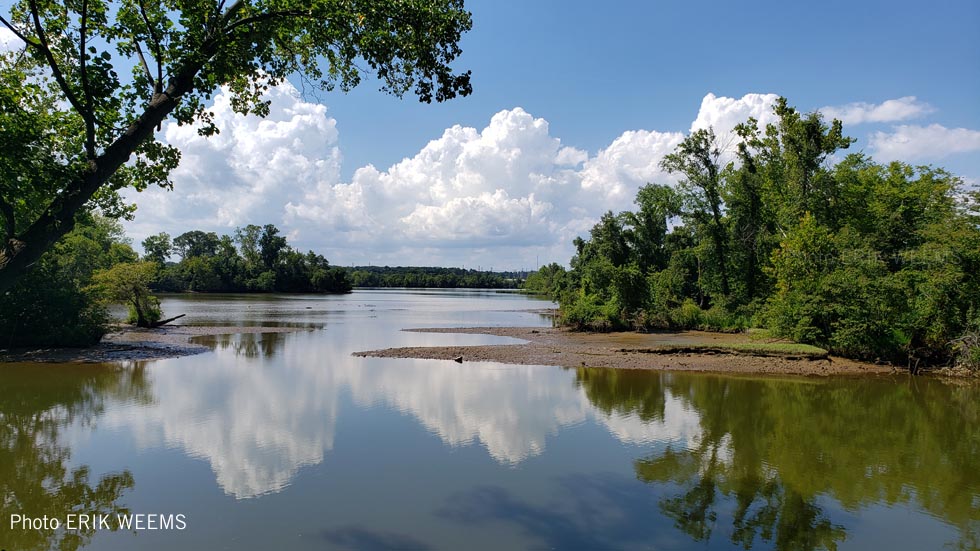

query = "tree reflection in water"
[197,332,288,358]
[0,364,150,551]
[575,368,980,550]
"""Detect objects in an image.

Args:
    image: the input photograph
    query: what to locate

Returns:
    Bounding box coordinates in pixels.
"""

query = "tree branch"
[221,9,313,37]
[79,0,96,157]
[133,38,156,89]
[0,14,41,48]
[137,0,163,94]
[26,0,94,137]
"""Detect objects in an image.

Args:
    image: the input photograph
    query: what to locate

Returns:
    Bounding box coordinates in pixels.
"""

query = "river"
[1,289,977,550]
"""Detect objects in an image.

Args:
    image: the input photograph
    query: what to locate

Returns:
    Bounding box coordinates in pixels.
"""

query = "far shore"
[354,326,907,377]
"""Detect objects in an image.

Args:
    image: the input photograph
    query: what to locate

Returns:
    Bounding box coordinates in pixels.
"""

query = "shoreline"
[354,326,905,377]
[0,325,316,364]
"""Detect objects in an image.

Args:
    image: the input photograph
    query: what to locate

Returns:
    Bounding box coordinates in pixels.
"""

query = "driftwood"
[149,314,186,328]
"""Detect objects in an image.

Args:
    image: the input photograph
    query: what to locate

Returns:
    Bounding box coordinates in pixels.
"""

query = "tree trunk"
[0,59,207,293]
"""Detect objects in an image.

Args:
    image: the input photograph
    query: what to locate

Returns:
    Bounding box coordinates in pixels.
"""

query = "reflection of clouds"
[346,360,702,465]
[104,333,701,498]
[594,396,702,450]
[103,336,341,499]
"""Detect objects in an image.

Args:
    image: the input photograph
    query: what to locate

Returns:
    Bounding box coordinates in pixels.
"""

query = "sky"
[3,0,979,270]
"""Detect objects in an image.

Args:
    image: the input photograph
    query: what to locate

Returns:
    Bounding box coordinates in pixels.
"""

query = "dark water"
[1,290,978,550]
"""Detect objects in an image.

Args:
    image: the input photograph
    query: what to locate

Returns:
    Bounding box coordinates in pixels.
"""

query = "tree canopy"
[0,0,473,291]
[549,99,980,367]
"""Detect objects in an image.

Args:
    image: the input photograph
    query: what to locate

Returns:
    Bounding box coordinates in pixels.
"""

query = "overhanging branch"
[0,14,40,48]
[26,0,96,146]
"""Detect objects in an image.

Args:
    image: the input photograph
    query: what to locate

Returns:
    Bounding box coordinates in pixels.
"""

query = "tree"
[0,214,131,347]
[626,183,682,273]
[0,0,473,292]
[89,261,161,327]
[258,224,287,270]
[661,128,731,299]
[173,230,220,259]
[141,232,172,264]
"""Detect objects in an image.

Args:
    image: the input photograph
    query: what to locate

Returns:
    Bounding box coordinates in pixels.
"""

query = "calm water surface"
[1,290,978,550]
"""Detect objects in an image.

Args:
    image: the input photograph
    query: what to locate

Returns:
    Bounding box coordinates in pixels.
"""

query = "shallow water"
[1,289,977,550]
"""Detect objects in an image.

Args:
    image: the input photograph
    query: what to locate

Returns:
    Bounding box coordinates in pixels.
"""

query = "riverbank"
[354,326,902,376]
[0,325,316,363]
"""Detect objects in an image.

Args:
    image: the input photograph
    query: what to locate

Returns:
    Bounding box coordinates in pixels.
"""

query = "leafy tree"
[234,224,262,269]
[661,128,730,299]
[523,262,566,298]
[258,224,287,270]
[173,230,220,259]
[0,0,473,292]
[141,232,172,264]
[625,183,682,273]
[89,261,161,327]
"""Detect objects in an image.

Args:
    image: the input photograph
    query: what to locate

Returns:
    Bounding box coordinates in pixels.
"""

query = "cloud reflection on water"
[102,332,700,498]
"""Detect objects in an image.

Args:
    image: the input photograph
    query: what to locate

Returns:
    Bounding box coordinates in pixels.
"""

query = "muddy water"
[1,289,977,550]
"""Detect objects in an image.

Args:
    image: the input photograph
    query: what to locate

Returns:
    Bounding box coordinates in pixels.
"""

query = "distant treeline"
[348,266,523,288]
[144,224,352,294]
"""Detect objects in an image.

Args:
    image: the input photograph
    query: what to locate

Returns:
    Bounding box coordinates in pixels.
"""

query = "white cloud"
[820,96,933,125]
[579,130,683,204]
[0,27,21,52]
[690,92,781,135]
[869,124,980,161]
[122,81,342,245]
[134,90,925,268]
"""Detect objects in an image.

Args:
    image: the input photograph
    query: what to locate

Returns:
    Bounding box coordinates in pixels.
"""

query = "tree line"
[349,266,520,289]
[142,224,351,294]
[529,98,980,369]
[0,220,352,347]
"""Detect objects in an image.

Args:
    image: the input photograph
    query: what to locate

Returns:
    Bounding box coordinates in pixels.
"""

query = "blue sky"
[4,0,979,268]
[322,0,980,180]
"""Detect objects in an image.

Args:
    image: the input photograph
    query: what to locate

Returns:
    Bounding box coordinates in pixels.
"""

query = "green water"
[1,290,977,550]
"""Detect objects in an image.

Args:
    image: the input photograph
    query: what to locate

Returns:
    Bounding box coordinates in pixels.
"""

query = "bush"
[0,258,108,348]
[669,299,704,329]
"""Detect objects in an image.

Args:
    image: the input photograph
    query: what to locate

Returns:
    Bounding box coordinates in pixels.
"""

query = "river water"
[1,289,977,550]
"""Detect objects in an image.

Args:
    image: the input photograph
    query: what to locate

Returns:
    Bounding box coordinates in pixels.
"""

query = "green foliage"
[0,0,474,291]
[349,266,518,289]
[0,215,132,347]
[141,232,172,264]
[89,262,161,327]
[522,263,567,298]
[557,98,980,367]
[153,224,352,294]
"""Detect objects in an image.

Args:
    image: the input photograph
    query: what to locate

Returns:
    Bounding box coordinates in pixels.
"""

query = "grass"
[621,341,829,360]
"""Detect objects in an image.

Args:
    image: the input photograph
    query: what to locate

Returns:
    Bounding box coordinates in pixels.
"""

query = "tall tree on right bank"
[661,128,731,302]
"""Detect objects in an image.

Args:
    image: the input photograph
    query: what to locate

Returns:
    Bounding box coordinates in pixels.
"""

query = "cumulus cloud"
[868,124,980,161]
[135,89,946,268]
[820,96,934,125]
[285,107,587,257]
[122,82,342,244]
[690,92,781,135]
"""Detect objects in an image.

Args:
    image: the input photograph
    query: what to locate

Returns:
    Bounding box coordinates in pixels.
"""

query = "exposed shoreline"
[354,326,904,377]
[0,325,316,364]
